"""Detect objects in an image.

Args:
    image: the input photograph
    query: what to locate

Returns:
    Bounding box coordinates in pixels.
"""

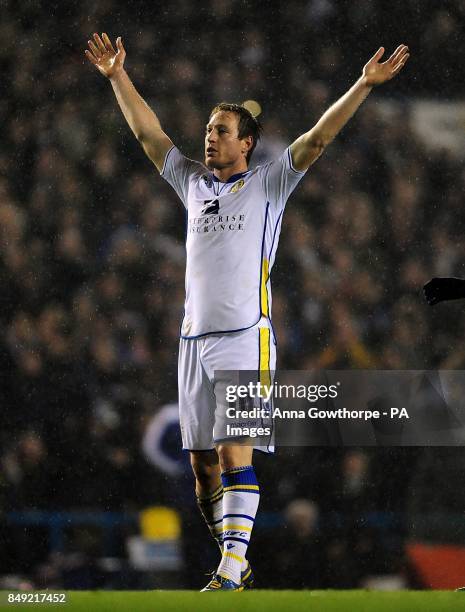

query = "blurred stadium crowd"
[2,0,465,590]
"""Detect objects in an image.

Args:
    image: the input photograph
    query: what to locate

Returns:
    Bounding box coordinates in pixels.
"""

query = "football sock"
[196,484,224,552]
[196,483,249,575]
[216,465,260,584]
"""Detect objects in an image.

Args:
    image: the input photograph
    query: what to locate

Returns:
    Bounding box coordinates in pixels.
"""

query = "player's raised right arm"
[85,33,173,172]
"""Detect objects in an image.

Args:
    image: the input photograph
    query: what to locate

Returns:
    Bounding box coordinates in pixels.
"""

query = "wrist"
[358,74,374,90]
[109,67,126,82]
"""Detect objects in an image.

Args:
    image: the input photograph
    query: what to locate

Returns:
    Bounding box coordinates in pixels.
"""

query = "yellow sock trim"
[224,551,244,564]
[224,484,259,492]
[222,525,252,532]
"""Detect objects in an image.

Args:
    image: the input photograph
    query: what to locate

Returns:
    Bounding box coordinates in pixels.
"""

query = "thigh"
[178,338,217,451]
[201,318,276,452]
[216,444,253,472]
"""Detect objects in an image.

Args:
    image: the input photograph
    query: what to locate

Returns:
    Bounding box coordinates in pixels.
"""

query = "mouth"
[206,148,217,156]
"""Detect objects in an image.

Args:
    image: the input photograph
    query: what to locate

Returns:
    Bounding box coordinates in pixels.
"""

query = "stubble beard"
[205,157,227,170]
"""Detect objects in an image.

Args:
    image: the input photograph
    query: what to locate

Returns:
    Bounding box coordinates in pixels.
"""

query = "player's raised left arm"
[290,45,409,172]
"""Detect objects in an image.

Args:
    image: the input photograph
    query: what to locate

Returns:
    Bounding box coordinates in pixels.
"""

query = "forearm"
[291,45,408,171]
[291,76,372,170]
[110,69,163,141]
[311,75,372,146]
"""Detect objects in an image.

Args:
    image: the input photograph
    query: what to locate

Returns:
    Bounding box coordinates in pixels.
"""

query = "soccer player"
[85,33,409,590]
[424,277,465,305]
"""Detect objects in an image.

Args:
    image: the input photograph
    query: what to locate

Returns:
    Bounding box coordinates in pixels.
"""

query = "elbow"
[313,139,327,156]
[307,138,327,163]
[311,132,332,150]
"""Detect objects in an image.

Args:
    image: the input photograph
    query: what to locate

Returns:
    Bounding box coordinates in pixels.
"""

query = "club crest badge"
[231,179,245,193]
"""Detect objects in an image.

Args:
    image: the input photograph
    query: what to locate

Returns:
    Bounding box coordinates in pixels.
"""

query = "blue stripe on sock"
[224,488,259,494]
[223,514,255,521]
[224,536,250,547]
[221,466,258,488]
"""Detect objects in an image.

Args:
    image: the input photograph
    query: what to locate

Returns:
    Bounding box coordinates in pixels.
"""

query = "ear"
[242,135,253,155]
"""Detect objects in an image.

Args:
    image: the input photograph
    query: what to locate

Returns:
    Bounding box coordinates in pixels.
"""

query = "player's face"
[205,111,249,170]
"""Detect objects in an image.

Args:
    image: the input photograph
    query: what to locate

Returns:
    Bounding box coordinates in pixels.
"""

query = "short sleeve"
[258,147,307,211]
[160,146,205,208]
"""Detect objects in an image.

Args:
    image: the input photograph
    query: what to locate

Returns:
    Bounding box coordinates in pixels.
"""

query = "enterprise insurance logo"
[189,199,246,233]
[201,199,219,215]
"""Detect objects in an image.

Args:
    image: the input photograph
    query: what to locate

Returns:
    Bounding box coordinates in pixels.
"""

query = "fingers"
[379,44,409,78]
[93,32,107,54]
[388,44,409,65]
[389,44,405,60]
[102,32,116,55]
[370,47,385,63]
[116,36,125,53]
[87,39,101,59]
[84,49,98,65]
[87,33,117,59]
[391,54,409,75]
[85,32,121,69]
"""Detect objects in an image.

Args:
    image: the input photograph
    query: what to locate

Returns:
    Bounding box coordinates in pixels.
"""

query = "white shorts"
[178,316,276,453]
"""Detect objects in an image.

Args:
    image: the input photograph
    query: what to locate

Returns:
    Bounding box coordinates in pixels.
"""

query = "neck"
[213,161,248,183]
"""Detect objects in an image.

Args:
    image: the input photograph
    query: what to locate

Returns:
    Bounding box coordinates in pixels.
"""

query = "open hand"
[85,33,126,79]
[363,45,409,87]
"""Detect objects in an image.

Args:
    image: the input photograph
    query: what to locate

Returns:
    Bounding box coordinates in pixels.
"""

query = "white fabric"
[178,317,276,453]
[218,487,260,584]
[161,146,306,338]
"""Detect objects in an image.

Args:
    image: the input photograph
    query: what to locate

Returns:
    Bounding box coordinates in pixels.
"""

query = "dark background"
[1,0,465,590]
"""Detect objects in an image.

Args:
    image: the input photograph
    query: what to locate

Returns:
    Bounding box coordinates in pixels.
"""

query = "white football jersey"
[161,146,306,338]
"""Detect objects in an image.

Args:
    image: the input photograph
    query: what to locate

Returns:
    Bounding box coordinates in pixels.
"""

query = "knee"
[216,444,253,472]
[216,446,234,472]
[190,452,220,489]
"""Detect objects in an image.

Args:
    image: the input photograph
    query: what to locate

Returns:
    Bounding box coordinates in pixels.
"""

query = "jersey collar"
[211,170,250,184]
